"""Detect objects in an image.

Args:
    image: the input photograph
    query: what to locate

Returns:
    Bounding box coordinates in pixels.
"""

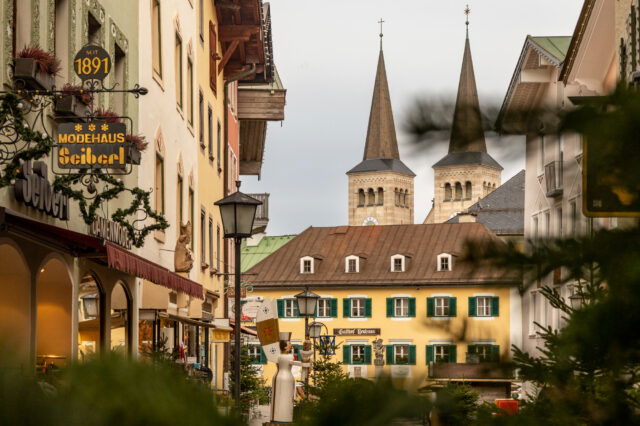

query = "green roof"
[529,36,572,63]
[241,235,297,272]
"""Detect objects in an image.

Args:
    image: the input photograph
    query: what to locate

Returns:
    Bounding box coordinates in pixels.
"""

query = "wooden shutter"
[408,345,416,365]
[448,345,457,363]
[491,345,500,362]
[277,299,284,318]
[426,345,434,364]
[468,297,477,317]
[449,297,457,317]
[364,298,372,318]
[408,298,416,317]
[208,21,217,94]
[491,296,500,316]
[364,345,372,365]
[386,345,394,365]
[343,298,350,318]
[426,297,435,317]
[330,298,338,317]
[343,345,351,365]
[293,301,300,318]
[386,298,394,317]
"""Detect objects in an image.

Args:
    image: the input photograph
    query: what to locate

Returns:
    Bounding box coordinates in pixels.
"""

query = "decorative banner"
[74,44,111,82]
[256,298,281,363]
[14,161,69,220]
[333,328,381,336]
[56,121,127,169]
[89,217,132,249]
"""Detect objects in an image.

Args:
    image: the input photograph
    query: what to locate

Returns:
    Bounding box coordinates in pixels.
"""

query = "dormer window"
[390,254,405,272]
[345,255,359,273]
[300,256,314,274]
[437,253,452,271]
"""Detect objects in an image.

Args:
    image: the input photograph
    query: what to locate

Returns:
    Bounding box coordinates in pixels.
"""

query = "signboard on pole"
[56,121,128,169]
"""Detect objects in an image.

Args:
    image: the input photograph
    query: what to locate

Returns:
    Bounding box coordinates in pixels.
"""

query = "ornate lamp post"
[294,288,319,398]
[569,292,584,310]
[214,183,262,407]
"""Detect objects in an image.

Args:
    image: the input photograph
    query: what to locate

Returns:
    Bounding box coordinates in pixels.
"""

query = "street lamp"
[308,321,325,339]
[294,288,319,400]
[569,293,584,310]
[214,182,262,407]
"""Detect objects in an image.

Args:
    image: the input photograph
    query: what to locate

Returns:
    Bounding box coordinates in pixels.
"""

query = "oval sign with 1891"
[73,44,111,82]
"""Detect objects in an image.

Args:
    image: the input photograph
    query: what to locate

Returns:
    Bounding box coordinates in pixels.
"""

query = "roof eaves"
[560,0,596,84]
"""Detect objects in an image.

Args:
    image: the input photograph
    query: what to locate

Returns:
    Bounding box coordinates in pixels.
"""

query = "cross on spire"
[378,18,385,49]
[464,5,470,38]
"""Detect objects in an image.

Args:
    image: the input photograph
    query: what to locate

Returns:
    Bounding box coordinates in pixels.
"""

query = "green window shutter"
[364,345,372,365]
[449,297,457,317]
[293,301,300,318]
[408,298,416,317]
[468,297,477,317]
[426,297,435,317]
[386,298,394,317]
[386,345,394,365]
[408,345,416,365]
[277,299,285,318]
[491,296,500,317]
[330,298,338,317]
[467,344,477,356]
[343,298,351,318]
[448,345,457,363]
[426,345,434,364]
[343,345,351,365]
[491,345,500,362]
[364,298,372,318]
[259,347,267,364]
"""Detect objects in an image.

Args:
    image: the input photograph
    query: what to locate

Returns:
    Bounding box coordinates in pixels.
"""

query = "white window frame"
[351,298,365,318]
[434,344,450,362]
[300,256,314,274]
[474,344,492,362]
[345,255,359,273]
[437,253,452,271]
[390,254,405,272]
[435,297,450,316]
[476,296,491,317]
[394,344,409,364]
[284,298,297,318]
[317,298,331,318]
[394,298,409,317]
[247,344,260,361]
[351,344,365,364]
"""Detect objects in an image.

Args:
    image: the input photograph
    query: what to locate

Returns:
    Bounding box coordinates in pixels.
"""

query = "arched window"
[367,188,375,206]
[444,183,452,201]
[404,189,409,207]
[454,182,463,200]
[465,181,472,199]
[394,188,399,206]
[358,189,365,207]
[377,187,384,206]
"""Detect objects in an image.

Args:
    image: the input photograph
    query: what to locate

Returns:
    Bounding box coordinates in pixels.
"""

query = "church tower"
[347,34,415,226]
[425,14,502,224]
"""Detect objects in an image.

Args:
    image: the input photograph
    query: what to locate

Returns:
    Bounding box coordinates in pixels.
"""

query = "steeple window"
[377,188,384,206]
[358,189,365,207]
[465,181,472,199]
[394,188,399,206]
[367,188,376,206]
[454,182,463,200]
[444,183,452,201]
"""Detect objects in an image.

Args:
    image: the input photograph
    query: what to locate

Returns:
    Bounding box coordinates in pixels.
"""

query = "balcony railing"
[545,159,563,197]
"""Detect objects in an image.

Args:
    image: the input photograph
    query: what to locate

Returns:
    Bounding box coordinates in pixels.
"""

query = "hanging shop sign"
[89,217,132,249]
[333,328,380,336]
[74,44,111,82]
[14,161,69,220]
[56,121,127,169]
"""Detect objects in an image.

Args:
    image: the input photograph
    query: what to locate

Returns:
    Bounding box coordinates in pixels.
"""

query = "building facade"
[425,32,502,224]
[346,45,415,227]
[247,223,519,397]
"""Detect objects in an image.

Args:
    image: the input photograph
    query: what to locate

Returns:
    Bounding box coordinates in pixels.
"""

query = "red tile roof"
[246,223,518,288]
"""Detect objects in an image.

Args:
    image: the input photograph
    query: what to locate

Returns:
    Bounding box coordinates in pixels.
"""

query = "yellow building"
[247,223,520,397]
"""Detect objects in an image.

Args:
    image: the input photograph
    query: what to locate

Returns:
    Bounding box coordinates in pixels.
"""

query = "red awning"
[106,242,203,299]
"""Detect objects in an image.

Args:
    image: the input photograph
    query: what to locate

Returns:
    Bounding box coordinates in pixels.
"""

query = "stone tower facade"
[426,33,502,224]
[347,47,415,226]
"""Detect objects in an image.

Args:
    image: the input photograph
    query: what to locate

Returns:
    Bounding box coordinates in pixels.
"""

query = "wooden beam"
[217,0,241,11]
[219,25,259,41]
[218,39,240,74]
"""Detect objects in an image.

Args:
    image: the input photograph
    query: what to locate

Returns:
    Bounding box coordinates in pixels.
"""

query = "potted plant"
[95,109,148,165]
[13,45,61,91]
[54,84,93,121]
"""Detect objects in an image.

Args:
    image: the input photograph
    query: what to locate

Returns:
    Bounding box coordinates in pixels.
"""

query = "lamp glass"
[218,203,237,237]
[569,294,583,310]
[295,290,320,317]
[309,322,323,339]
[235,203,258,236]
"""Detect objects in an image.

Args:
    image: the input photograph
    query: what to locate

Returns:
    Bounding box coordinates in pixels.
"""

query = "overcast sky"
[243,0,583,236]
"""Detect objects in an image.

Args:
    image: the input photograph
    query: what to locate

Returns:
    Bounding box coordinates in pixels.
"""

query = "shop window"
[110,283,130,353]
[78,274,103,360]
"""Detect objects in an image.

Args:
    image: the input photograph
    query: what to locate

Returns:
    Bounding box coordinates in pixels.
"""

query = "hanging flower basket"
[95,108,148,165]
[13,46,61,91]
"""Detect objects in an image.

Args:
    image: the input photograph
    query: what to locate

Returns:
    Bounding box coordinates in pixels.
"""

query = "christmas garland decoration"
[0,93,53,187]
